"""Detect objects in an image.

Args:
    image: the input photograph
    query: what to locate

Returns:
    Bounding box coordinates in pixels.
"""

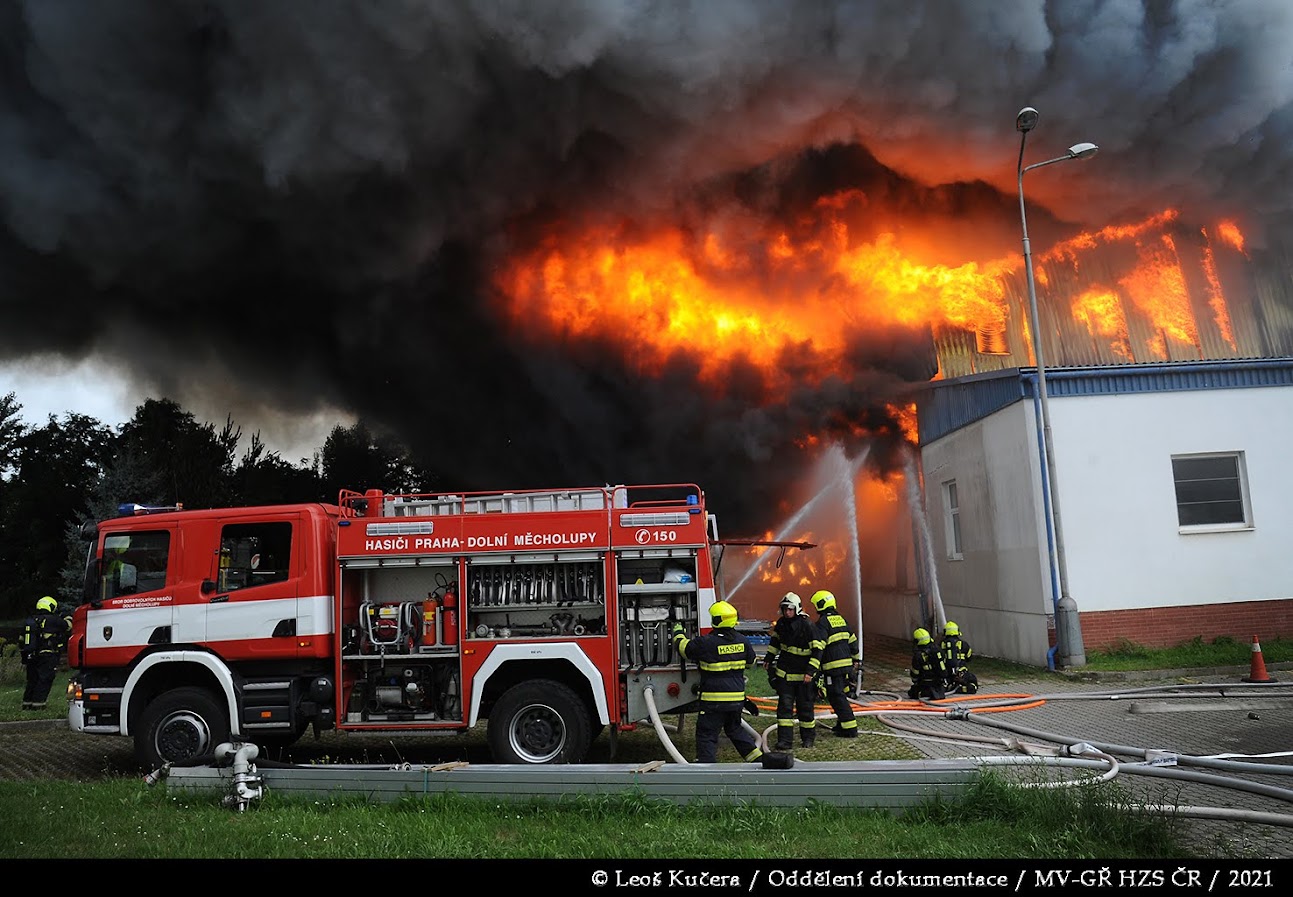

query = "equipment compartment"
[465,557,607,640]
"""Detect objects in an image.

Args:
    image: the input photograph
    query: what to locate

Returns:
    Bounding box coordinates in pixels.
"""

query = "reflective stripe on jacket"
[810,612,859,675]
[939,635,973,676]
[764,614,815,680]
[910,643,947,682]
[675,628,756,709]
[25,611,70,656]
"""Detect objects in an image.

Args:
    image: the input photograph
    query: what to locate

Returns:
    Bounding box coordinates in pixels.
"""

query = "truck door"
[89,526,179,659]
[204,516,301,660]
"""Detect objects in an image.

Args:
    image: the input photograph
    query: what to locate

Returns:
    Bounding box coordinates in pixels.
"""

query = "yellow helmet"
[913,628,932,646]
[944,621,960,636]
[709,600,739,629]
[37,596,58,613]
[811,590,836,612]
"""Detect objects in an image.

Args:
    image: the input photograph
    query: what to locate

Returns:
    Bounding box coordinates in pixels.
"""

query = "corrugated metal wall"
[934,223,1293,378]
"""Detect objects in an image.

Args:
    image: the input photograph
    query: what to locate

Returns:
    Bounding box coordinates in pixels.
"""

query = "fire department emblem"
[103,626,113,642]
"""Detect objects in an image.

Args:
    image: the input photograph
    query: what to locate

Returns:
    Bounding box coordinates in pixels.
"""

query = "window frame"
[101,529,171,599]
[218,521,294,592]
[1171,450,1254,534]
[942,479,963,561]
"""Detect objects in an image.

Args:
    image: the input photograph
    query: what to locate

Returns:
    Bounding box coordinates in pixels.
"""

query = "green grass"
[1083,635,1293,672]
[0,648,1262,861]
[0,659,69,722]
[0,771,1204,859]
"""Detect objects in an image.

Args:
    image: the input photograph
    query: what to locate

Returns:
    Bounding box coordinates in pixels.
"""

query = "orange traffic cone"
[1242,635,1275,683]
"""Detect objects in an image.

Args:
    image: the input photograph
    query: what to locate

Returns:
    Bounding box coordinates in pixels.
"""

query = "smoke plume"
[2,1,1290,531]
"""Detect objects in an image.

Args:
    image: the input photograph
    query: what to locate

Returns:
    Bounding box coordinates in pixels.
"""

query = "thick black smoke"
[2,1,1291,532]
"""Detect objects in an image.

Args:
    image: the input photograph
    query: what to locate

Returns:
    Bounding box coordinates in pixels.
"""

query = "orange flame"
[1071,288,1132,360]
[1200,237,1238,351]
[496,196,1248,387]
[1216,220,1247,256]
[499,216,1010,389]
[1117,234,1197,357]
[888,402,919,444]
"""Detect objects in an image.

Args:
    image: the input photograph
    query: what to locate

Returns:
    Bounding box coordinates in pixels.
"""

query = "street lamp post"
[1016,106,1097,669]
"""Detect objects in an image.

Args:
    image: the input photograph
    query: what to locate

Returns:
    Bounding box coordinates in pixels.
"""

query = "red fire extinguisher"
[441,584,458,647]
[422,593,439,646]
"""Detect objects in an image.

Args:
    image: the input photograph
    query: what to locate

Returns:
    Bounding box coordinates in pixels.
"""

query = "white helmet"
[779,592,802,614]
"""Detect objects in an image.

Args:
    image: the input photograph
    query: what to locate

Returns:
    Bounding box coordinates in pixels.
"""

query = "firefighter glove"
[671,623,684,638]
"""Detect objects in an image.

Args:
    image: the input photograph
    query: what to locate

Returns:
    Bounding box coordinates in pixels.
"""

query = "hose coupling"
[142,762,172,786]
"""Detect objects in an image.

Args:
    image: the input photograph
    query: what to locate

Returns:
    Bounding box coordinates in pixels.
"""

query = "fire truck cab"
[67,483,720,769]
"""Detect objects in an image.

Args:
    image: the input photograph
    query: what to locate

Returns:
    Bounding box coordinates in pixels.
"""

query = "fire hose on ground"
[642,683,764,766]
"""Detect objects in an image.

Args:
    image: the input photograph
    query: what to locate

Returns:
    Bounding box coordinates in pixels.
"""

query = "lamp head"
[1016,106,1039,133]
[1068,142,1099,159]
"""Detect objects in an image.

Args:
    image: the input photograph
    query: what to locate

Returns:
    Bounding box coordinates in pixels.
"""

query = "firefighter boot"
[800,729,816,749]
[832,723,858,739]
[28,702,47,711]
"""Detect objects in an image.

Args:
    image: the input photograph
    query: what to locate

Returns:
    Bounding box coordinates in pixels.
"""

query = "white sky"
[1,356,337,463]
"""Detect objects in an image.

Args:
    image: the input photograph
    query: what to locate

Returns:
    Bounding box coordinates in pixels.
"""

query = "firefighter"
[808,590,861,738]
[908,627,948,700]
[763,592,817,750]
[940,621,979,694]
[671,601,764,764]
[21,596,71,711]
[104,540,137,597]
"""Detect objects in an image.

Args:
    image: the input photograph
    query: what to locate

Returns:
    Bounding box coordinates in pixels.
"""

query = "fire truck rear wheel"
[487,680,591,764]
[136,687,230,769]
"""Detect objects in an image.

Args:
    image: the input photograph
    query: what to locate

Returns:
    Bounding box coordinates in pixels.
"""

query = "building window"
[942,480,963,560]
[1171,452,1252,530]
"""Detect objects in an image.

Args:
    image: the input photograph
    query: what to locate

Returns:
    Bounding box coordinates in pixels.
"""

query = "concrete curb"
[1053,661,1292,683]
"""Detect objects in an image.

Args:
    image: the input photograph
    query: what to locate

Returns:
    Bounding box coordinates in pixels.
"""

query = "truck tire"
[487,680,591,764]
[136,687,230,769]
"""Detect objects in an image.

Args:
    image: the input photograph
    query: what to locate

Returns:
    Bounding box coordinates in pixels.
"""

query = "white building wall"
[920,400,1054,665]
[1049,384,1293,610]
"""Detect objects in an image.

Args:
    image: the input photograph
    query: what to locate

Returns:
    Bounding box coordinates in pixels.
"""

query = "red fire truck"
[67,483,774,768]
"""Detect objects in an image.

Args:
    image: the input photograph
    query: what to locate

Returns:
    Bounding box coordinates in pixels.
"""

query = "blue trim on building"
[917,358,1293,446]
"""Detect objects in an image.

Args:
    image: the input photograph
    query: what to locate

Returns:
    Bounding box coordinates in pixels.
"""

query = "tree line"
[0,392,440,619]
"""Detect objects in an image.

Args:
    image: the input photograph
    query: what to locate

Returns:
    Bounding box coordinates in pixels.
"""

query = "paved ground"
[854,640,1293,859]
[3,637,1291,858]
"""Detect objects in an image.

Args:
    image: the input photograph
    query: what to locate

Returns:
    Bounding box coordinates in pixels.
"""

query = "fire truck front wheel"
[487,680,591,764]
[136,687,230,769]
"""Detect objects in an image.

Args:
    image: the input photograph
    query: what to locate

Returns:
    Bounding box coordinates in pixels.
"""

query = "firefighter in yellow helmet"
[808,590,861,737]
[939,621,979,694]
[908,627,948,700]
[21,596,71,711]
[671,601,763,764]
